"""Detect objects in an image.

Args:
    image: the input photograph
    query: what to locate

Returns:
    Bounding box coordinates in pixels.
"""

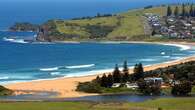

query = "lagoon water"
[0,0,193,84]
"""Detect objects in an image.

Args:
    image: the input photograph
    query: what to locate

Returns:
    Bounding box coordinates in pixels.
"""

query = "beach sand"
[5,55,195,98]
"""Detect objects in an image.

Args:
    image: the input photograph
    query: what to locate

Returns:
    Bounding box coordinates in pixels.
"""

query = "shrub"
[76,82,102,93]
[0,85,13,96]
[138,80,161,95]
[171,81,192,96]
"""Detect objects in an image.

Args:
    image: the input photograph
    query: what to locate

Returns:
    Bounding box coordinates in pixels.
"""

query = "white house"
[125,83,138,89]
[112,83,121,88]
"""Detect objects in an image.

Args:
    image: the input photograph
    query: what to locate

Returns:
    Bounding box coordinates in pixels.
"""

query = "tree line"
[77,60,195,96]
[167,4,195,17]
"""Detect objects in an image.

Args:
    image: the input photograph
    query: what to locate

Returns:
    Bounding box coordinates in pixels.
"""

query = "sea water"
[0,31,195,84]
[0,0,190,29]
[0,0,193,84]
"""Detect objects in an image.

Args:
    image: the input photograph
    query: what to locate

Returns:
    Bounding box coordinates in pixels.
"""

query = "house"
[125,82,138,89]
[144,77,163,85]
[112,83,121,88]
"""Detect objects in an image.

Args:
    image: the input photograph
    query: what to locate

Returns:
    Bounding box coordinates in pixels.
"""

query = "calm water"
[0,0,190,30]
[0,93,172,102]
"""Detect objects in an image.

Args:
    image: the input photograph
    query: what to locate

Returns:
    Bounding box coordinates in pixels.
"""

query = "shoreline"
[1,41,192,85]
[5,53,195,98]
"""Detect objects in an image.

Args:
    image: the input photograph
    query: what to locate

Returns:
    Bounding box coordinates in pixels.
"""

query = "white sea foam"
[50,72,61,75]
[161,52,166,55]
[65,64,95,69]
[163,43,191,51]
[3,37,28,44]
[0,76,10,80]
[139,58,157,62]
[40,67,59,71]
[170,56,182,60]
[162,55,171,58]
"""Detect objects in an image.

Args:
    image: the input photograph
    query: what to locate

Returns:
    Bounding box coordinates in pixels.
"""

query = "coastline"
[4,46,195,98]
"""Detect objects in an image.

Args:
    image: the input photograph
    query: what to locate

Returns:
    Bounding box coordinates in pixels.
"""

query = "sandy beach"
[5,53,195,98]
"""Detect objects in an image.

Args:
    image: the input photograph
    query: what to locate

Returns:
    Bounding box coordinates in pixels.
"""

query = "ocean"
[0,0,190,30]
[0,31,195,84]
[0,0,194,84]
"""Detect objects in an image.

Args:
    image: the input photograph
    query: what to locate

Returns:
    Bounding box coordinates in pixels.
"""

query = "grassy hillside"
[0,98,195,110]
[43,6,167,41]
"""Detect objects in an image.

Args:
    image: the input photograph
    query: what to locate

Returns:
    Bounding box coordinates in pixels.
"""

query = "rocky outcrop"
[9,22,40,32]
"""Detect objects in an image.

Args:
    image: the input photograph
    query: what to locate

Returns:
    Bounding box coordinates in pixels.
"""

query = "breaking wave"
[65,64,95,69]
[50,72,61,75]
[3,37,28,44]
[0,76,10,80]
[163,43,191,51]
[40,67,59,71]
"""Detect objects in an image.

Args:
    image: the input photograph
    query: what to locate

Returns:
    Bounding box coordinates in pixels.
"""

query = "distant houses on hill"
[145,4,195,39]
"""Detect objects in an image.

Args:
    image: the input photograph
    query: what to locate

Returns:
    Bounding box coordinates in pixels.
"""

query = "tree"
[171,80,192,96]
[94,75,101,84]
[189,4,193,17]
[167,6,172,16]
[151,29,156,36]
[107,73,114,87]
[182,4,186,17]
[123,61,129,74]
[133,63,144,80]
[174,6,179,17]
[113,64,122,83]
[100,74,108,87]
[122,61,129,82]
[138,80,161,95]
[97,13,101,17]
[193,7,195,17]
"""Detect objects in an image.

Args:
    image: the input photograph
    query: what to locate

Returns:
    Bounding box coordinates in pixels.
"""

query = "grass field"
[0,98,195,110]
[51,6,168,41]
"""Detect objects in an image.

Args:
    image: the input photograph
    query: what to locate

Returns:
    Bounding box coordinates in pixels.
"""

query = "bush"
[171,81,192,96]
[0,85,13,96]
[76,82,102,93]
[138,80,161,95]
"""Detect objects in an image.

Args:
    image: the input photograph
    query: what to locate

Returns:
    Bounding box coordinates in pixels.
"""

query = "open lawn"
[0,98,195,110]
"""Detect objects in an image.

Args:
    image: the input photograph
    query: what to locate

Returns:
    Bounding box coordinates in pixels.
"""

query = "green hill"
[37,6,167,41]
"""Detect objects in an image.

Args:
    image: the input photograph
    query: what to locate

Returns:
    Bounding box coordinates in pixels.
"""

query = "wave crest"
[3,37,28,44]
[40,67,59,71]
[50,72,61,75]
[163,43,191,51]
[66,64,95,69]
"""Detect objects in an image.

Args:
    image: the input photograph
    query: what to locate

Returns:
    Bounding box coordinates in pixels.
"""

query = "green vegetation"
[77,61,195,96]
[9,22,39,32]
[171,80,192,96]
[167,3,195,17]
[0,98,195,110]
[35,6,168,41]
[11,4,195,42]
[0,85,13,96]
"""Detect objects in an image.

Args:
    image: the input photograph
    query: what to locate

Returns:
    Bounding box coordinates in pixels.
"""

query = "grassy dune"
[51,6,167,41]
[0,98,195,110]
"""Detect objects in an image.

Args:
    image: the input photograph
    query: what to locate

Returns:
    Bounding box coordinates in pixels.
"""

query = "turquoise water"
[0,0,194,84]
[0,31,195,84]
